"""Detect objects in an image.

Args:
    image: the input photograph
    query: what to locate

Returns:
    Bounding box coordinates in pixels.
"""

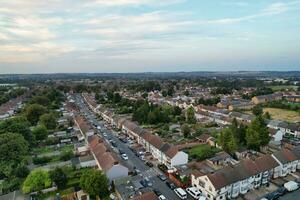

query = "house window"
[209,186,212,192]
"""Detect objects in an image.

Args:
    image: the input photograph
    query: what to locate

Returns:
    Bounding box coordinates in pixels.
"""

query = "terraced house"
[191,154,280,200]
[191,147,300,200]
[121,120,188,168]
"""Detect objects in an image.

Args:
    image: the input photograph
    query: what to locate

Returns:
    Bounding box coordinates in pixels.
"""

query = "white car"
[158,195,167,200]
[121,154,128,160]
[174,188,187,199]
[186,187,201,199]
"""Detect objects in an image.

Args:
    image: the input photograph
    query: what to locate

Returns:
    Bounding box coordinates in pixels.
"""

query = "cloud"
[198,1,299,25]
[85,0,184,7]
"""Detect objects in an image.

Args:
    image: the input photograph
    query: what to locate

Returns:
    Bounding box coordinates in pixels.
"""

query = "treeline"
[218,116,270,154]
[197,97,220,106]
[264,100,300,112]
[0,87,27,106]
[132,102,182,125]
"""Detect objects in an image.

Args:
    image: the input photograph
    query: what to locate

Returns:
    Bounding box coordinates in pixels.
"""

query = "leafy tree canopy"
[22,169,52,194]
[80,169,109,198]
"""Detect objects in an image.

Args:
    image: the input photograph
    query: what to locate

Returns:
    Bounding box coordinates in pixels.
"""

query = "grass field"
[263,108,300,123]
[269,85,298,91]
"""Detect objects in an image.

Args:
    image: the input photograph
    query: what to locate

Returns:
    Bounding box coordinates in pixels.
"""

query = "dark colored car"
[265,192,280,200]
[154,189,162,196]
[166,181,176,190]
[140,180,147,187]
[111,141,117,147]
[157,174,167,181]
[146,161,154,167]
[119,149,125,155]
[276,187,288,196]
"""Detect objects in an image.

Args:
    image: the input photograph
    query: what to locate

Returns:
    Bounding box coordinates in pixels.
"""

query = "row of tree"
[22,168,109,199]
[132,102,182,124]
[0,87,27,106]
[0,88,64,193]
[219,116,270,154]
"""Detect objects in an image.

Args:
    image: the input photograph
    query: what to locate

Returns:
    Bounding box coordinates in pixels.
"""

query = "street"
[74,94,193,200]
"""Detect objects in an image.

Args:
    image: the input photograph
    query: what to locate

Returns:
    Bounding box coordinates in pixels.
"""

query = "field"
[263,108,300,123]
[269,85,298,91]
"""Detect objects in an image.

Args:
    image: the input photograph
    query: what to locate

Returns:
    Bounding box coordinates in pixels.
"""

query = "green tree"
[219,128,237,154]
[173,106,182,116]
[0,133,28,165]
[0,117,34,143]
[141,92,148,99]
[22,169,52,194]
[30,96,50,107]
[246,116,270,150]
[50,167,67,189]
[263,111,271,120]
[252,105,263,116]
[186,106,196,124]
[257,116,270,146]
[24,104,47,125]
[32,125,48,141]
[181,124,191,138]
[162,90,167,97]
[80,169,109,198]
[40,113,57,130]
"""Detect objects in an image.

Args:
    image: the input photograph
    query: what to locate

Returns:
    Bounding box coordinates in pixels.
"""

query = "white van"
[174,188,187,199]
[284,181,299,192]
[186,187,201,199]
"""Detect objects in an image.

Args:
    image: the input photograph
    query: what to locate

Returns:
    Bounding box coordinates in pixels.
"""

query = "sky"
[0,0,300,74]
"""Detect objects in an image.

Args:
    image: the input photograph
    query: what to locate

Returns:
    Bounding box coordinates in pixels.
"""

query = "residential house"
[191,154,279,200]
[197,134,216,147]
[252,93,282,104]
[286,95,300,103]
[88,135,128,181]
[271,148,298,177]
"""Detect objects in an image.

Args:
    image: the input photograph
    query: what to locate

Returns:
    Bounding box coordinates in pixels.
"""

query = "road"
[280,189,300,200]
[74,94,193,200]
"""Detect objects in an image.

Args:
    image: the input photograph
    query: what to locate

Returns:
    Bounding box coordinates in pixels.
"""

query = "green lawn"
[189,144,220,161]
[269,85,298,91]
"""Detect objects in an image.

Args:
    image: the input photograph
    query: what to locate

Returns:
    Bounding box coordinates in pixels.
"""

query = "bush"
[32,156,52,165]
[60,150,73,161]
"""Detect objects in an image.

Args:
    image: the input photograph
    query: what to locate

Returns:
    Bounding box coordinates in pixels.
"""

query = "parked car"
[284,181,299,192]
[174,188,187,199]
[158,195,167,200]
[146,161,154,167]
[166,181,176,190]
[111,141,117,147]
[154,189,162,196]
[119,149,125,155]
[264,192,280,200]
[140,178,152,187]
[157,174,167,181]
[276,187,288,196]
[121,154,128,160]
[145,177,153,187]
[186,187,201,199]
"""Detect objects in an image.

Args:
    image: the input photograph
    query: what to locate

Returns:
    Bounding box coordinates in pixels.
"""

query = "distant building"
[252,93,282,104]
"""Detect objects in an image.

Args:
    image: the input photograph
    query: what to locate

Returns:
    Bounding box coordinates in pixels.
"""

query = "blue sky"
[0,0,299,73]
